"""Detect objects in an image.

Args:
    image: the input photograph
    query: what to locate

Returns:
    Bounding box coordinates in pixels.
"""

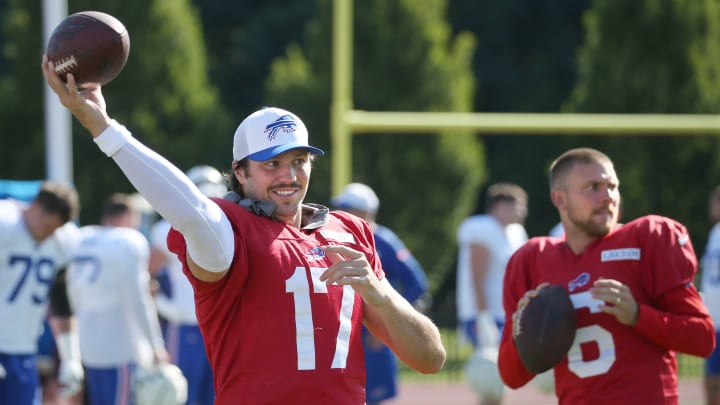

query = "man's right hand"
[41,55,112,137]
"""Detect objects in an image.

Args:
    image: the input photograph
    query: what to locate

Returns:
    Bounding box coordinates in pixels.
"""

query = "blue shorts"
[706,331,720,376]
[0,353,41,405]
[362,327,397,403]
[36,320,58,375]
[85,363,135,405]
[166,323,214,405]
[460,319,479,347]
[37,320,57,359]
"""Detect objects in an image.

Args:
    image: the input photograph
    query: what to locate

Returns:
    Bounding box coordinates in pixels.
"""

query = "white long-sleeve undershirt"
[94,120,234,272]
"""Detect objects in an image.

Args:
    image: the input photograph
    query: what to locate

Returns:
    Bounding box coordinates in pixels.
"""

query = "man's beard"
[567,208,616,238]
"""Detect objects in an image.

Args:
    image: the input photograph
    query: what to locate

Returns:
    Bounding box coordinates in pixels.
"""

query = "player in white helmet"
[331,183,430,405]
[149,165,226,405]
[67,193,170,404]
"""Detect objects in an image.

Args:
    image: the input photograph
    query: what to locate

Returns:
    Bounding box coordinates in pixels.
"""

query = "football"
[514,284,577,374]
[46,11,130,87]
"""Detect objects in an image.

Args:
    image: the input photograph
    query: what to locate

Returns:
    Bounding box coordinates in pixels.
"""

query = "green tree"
[447,0,592,237]
[0,0,231,224]
[0,1,48,180]
[565,0,720,250]
[448,0,590,113]
[191,0,316,115]
[264,0,482,300]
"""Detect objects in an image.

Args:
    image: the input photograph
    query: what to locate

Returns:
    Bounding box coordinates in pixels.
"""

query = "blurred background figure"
[701,185,720,405]
[0,180,82,405]
[456,183,528,405]
[332,182,430,405]
[0,180,62,404]
[149,165,226,405]
[67,193,169,405]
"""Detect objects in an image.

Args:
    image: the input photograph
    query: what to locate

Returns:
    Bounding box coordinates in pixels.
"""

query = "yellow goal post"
[329,0,720,194]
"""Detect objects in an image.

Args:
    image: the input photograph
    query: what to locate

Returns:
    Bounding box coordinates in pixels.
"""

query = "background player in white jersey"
[67,193,169,405]
[455,182,528,405]
[701,185,720,405]
[150,165,226,405]
[0,181,83,404]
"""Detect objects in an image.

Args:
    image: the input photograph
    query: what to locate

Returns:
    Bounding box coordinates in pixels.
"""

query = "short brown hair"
[549,148,613,189]
[485,183,527,211]
[226,159,249,198]
[35,181,79,223]
[100,193,134,220]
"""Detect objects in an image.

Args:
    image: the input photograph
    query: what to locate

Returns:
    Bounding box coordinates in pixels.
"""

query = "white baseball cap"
[232,107,325,161]
[331,183,380,214]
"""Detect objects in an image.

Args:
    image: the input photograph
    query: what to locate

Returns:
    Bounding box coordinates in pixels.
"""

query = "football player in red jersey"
[41,57,446,405]
[498,147,716,404]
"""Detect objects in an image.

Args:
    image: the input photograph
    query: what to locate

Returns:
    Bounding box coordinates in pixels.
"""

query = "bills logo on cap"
[232,106,325,161]
[264,115,298,141]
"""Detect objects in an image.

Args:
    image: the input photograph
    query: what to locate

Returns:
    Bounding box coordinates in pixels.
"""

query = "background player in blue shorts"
[67,193,170,405]
[332,183,430,404]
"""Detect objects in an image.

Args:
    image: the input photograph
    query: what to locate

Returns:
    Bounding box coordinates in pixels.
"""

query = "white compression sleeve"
[94,120,234,272]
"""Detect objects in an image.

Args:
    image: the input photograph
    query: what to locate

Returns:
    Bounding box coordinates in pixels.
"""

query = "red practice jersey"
[168,199,384,404]
[499,215,715,405]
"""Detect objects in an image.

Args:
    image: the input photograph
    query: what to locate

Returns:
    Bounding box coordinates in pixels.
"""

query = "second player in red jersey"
[498,148,715,405]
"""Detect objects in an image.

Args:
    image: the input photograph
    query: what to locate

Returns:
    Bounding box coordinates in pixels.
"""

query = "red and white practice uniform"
[499,215,715,405]
[168,199,384,404]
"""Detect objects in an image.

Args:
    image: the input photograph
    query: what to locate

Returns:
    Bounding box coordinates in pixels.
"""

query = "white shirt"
[68,225,164,368]
[701,223,720,329]
[456,215,528,323]
[150,219,198,325]
[0,199,78,353]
